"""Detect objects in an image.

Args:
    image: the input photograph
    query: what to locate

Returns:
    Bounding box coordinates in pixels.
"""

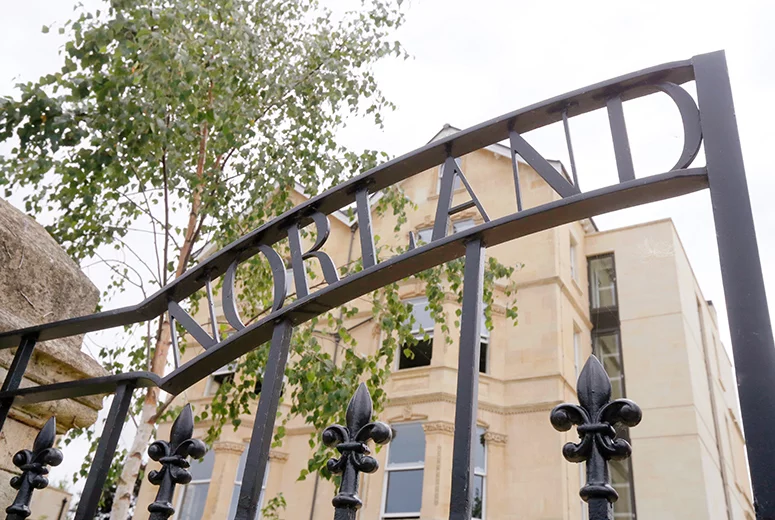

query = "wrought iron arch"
[0,50,772,520]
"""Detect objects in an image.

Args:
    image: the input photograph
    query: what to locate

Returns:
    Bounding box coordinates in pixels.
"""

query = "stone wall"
[0,198,107,510]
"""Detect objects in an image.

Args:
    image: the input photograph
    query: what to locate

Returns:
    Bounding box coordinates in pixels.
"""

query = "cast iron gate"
[0,50,772,520]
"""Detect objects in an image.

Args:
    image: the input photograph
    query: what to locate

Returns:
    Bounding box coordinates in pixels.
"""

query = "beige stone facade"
[0,198,108,517]
[135,131,754,520]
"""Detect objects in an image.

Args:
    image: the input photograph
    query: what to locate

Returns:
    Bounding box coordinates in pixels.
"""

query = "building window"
[570,237,578,281]
[588,253,635,519]
[383,423,425,518]
[398,298,434,370]
[609,459,635,519]
[452,219,476,234]
[438,158,463,193]
[285,267,294,298]
[473,426,487,519]
[589,255,617,309]
[479,308,489,374]
[415,228,433,245]
[593,331,624,400]
[177,449,215,520]
[228,448,268,520]
[573,327,582,379]
[205,362,237,396]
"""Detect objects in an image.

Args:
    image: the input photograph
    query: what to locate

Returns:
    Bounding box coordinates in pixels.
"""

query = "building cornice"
[212,441,245,455]
[269,450,289,462]
[422,420,455,435]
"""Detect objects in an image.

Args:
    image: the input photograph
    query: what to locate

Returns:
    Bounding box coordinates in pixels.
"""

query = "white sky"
[2,0,775,496]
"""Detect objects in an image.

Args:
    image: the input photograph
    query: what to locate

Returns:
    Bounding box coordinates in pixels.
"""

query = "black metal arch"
[0,50,772,520]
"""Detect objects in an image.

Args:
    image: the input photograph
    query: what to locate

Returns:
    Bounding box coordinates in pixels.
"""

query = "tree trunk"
[109,326,168,520]
[110,122,209,519]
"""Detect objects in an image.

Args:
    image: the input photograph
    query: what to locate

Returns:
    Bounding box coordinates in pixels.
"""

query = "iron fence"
[0,50,772,520]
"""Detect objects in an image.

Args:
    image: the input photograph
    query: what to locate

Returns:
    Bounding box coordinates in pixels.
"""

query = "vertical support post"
[0,335,37,432]
[606,96,636,183]
[74,381,136,520]
[355,186,377,269]
[448,238,486,520]
[694,50,775,518]
[235,320,293,520]
[562,109,580,188]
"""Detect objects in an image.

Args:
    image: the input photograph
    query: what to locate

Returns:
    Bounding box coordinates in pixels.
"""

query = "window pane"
[389,424,425,465]
[570,242,578,280]
[439,159,463,192]
[472,475,485,519]
[398,338,433,369]
[416,228,433,245]
[453,219,475,233]
[474,427,486,473]
[590,256,617,308]
[593,332,624,400]
[610,459,635,519]
[407,298,434,334]
[178,482,209,520]
[384,469,424,514]
[189,449,215,481]
[479,341,488,374]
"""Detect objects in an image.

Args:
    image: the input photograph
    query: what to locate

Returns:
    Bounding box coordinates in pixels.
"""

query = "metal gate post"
[235,319,293,520]
[0,335,37,432]
[448,238,486,520]
[694,50,775,519]
[74,381,136,520]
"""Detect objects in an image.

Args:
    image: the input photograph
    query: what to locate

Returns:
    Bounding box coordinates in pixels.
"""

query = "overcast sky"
[2,0,775,494]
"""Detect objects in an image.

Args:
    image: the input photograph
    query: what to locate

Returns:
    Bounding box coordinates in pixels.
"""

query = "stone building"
[135,127,755,520]
[0,198,108,518]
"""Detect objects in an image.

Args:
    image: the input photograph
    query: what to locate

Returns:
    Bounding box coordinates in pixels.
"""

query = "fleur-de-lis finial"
[147,404,207,520]
[550,356,642,520]
[323,383,392,520]
[6,417,63,520]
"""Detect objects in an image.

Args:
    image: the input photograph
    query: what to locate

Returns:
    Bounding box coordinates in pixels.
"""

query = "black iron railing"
[0,50,772,520]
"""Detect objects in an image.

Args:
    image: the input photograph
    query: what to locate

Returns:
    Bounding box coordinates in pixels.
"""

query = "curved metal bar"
[0,57,696,351]
[160,168,707,395]
[0,167,707,402]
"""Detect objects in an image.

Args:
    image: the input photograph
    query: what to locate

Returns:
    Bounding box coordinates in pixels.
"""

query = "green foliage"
[0,0,522,508]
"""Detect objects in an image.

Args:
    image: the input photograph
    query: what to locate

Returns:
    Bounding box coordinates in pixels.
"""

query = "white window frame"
[285,267,294,298]
[381,423,425,519]
[590,257,617,309]
[205,361,237,396]
[452,218,476,234]
[228,448,269,520]
[415,227,433,245]
[473,426,487,520]
[397,298,434,370]
[570,236,578,281]
[174,450,215,520]
[573,327,582,379]
[437,158,463,193]
[479,307,490,374]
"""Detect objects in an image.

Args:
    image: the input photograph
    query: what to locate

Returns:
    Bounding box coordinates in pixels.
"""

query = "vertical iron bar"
[508,135,523,212]
[694,50,775,518]
[74,381,135,520]
[0,335,37,432]
[562,109,580,188]
[169,313,181,369]
[448,238,486,520]
[235,319,293,520]
[606,96,636,183]
[206,278,221,342]
[355,187,377,269]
